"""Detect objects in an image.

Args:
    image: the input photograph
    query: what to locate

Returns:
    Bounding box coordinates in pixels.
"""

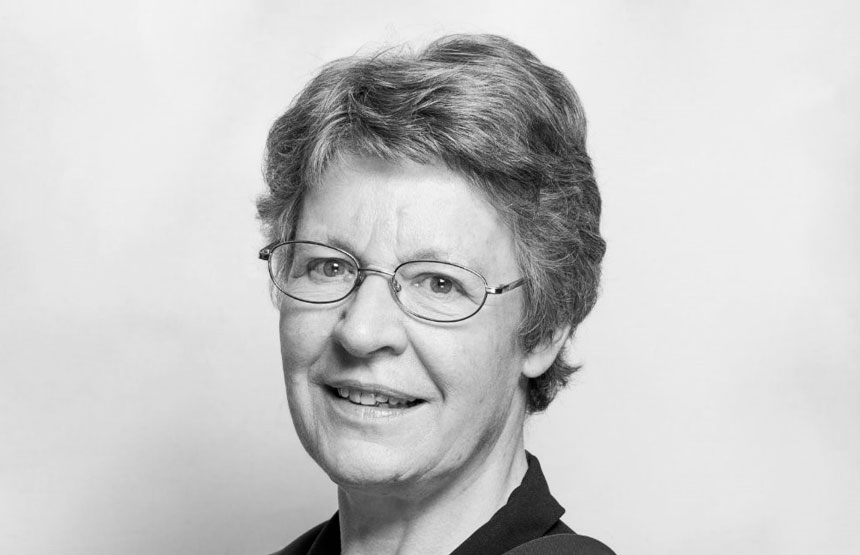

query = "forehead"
[296,155,518,275]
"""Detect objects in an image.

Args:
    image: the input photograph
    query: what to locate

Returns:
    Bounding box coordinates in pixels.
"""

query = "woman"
[258,34,612,555]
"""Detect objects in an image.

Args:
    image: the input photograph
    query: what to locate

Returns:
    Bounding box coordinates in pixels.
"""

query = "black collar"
[450,452,570,555]
[292,452,570,555]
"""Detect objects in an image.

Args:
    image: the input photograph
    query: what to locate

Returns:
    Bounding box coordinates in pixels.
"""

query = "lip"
[321,378,425,403]
[319,380,428,422]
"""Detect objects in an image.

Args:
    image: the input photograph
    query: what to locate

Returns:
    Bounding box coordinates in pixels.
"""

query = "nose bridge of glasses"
[359,264,395,278]
[356,265,401,292]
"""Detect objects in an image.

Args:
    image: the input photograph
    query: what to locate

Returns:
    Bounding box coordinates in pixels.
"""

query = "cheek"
[278,307,335,376]
[277,309,335,448]
[433,322,525,403]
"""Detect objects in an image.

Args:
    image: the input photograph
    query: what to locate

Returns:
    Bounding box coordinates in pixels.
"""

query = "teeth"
[334,387,415,407]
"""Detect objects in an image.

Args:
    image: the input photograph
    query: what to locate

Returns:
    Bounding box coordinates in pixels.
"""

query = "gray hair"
[258,34,605,412]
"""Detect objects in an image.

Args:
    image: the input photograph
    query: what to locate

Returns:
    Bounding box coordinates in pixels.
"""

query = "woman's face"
[278,155,547,497]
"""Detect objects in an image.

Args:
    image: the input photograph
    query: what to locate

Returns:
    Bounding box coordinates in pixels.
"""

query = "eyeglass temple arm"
[486,278,525,295]
[259,240,282,261]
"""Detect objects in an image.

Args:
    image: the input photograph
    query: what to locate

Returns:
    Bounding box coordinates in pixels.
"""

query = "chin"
[310,438,426,493]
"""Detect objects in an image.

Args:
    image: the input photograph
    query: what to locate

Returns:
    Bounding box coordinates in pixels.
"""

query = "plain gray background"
[1,1,858,553]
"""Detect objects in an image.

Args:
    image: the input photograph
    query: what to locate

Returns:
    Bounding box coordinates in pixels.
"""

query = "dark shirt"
[269,452,614,555]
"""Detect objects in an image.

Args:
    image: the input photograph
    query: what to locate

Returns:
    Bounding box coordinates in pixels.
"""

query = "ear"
[522,325,572,379]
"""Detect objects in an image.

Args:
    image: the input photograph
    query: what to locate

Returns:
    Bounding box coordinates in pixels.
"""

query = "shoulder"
[266,521,327,555]
[502,534,617,555]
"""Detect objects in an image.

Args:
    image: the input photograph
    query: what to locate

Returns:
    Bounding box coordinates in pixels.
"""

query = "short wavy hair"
[258,34,605,413]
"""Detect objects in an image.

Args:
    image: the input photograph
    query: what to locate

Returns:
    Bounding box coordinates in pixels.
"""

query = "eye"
[428,276,453,294]
[413,273,464,298]
[308,258,355,279]
[322,260,344,277]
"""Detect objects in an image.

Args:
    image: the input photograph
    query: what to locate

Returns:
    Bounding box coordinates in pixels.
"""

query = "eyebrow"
[322,236,358,255]
[408,247,458,262]
[399,247,489,276]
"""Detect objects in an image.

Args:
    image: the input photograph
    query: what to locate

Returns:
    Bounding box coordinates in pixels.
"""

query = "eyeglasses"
[258,240,524,323]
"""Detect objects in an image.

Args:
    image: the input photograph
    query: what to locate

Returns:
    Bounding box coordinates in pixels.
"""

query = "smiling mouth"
[328,386,424,409]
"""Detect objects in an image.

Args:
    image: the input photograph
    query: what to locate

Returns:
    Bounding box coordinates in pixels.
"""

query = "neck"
[337,438,529,555]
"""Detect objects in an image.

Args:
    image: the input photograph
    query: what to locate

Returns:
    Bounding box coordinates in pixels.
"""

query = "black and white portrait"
[1,2,857,554]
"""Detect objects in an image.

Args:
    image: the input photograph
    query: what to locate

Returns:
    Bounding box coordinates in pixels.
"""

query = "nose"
[331,269,408,358]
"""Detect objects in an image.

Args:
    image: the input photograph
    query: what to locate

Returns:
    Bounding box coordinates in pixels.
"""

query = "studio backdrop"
[1,1,858,554]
